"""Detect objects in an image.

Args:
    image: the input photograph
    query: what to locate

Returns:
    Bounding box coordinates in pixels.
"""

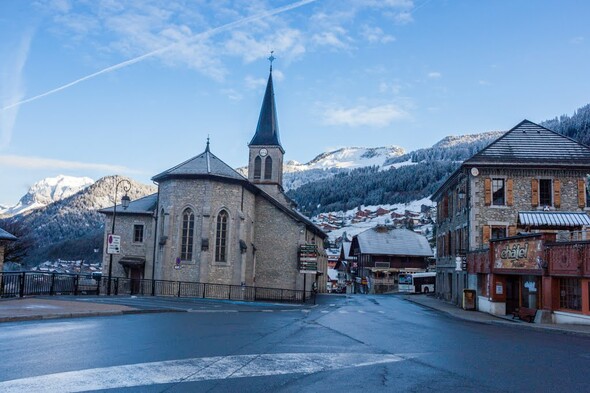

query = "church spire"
[248,52,283,151]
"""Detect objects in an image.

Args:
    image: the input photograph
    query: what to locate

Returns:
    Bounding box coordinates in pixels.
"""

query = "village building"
[433,119,590,324]
[0,228,17,272]
[100,65,327,294]
[349,226,432,294]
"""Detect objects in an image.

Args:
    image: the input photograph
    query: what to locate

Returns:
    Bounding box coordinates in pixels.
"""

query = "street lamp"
[107,178,131,295]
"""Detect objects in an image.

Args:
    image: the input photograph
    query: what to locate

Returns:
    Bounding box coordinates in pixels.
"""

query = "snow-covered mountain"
[237,146,406,191]
[2,175,156,267]
[0,175,94,218]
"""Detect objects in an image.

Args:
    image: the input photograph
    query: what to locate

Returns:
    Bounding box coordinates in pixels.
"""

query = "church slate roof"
[248,71,283,149]
[0,228,17,241]
[464,120,590,167]
[354,227,433,257]
[152,145,247,183]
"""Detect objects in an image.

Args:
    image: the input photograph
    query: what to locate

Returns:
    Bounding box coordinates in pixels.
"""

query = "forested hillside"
[287,132,502,216]
[542,104,590,146]
[287,161,459,216]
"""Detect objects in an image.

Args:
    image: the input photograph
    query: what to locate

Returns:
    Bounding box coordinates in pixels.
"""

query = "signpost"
[107,234,121,255]
[298,244,318,274]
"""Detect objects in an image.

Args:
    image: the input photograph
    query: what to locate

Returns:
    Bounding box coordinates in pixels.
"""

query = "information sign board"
[107,234,121,254]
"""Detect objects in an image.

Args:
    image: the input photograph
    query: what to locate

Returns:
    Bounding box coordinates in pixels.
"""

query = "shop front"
[472,234,549,317]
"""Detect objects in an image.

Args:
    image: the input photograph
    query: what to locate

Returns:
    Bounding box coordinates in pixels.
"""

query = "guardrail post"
[96,277,101,295]
[202,283,206,298]
[114,278,119,295]
[151,279,155,296]
[280,289,284,302]
[177,282,182,297]
[19,272,25,298]
[50,273,55,296]
[74,275,79,296]
[254,287,257,301]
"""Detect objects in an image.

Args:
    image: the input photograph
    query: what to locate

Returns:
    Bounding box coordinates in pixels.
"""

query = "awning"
[118,257,146,267]
[518,211,590,228]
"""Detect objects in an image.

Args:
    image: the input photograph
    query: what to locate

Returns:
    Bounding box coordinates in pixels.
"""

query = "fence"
[0,272,314,304]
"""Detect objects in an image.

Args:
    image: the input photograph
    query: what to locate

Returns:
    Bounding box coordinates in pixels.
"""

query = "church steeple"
[248,53,283,151]
[248,53,285,195]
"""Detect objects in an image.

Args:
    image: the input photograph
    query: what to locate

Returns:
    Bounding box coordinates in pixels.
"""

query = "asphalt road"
[0,294,588,392]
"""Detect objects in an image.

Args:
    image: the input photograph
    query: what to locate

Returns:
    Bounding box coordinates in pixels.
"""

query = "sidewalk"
[405,294,590,337]
[0,297,146,323]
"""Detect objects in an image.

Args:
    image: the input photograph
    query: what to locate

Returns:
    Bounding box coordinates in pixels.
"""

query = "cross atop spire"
[268,51,275,72]
[205,135,210,152]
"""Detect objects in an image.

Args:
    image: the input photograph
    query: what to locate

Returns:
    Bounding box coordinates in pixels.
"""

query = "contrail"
[1,0,318,111]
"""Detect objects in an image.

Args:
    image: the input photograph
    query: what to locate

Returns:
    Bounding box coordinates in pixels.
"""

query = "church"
[100,64,327,293]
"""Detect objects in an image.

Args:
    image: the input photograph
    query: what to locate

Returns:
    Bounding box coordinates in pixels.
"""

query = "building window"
[133,224,144,243]
[586,181,590,208]
[180,208,195,261]
[491,226,506,240]
[215,210,229,262]
[539,179,552,206]
[492,179,505,205]
[254,156,262,180]
[559,278,582,311]
[264,156,273,180]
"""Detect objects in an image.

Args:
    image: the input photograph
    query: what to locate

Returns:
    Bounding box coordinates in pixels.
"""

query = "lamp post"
[107,179,131,296]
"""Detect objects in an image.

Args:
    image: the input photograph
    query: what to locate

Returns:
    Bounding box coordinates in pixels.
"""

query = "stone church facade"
[101,68,327,292]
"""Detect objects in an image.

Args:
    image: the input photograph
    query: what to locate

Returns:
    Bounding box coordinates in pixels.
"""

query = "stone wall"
[102,213,155,279]
[156,178,256,286]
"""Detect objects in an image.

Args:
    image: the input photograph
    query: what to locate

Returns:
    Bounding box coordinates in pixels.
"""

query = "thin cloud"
[0,29,34,149]
[1,0,318,112]
[428,71,441,79]
[322,104,408,127]
[0,155,141,174]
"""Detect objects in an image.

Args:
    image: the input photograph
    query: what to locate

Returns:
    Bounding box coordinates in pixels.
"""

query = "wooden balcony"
[546,241,590,277]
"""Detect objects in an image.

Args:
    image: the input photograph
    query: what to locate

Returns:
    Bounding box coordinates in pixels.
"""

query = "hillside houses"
[312,204,435,237]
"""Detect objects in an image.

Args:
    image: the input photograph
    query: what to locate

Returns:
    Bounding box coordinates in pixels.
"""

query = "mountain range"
[3,103,590,267]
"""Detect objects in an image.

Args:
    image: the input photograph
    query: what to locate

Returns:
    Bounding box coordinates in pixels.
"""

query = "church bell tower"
[248,53,285,196]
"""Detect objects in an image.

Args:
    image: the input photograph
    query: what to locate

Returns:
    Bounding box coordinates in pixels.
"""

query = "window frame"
[133,224,144,243]
[215,210,229,263]
[539,178,553,207]
[559,278,582,311]
[180,208,195,262]
[264,156,273,180]
[491,178,506,206]
[253,156,262,180]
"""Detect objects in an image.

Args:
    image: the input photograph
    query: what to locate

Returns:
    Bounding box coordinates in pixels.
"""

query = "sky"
[1,0,590,206]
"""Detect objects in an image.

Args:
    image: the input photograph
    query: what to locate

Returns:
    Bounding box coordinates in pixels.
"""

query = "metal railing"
[0,272,314,304]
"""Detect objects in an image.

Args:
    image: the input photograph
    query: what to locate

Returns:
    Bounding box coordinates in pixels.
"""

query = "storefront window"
[559,278,582,311]
[521,275,539,309]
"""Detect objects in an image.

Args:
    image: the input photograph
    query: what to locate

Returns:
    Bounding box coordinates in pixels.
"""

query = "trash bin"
[462,289,476,310]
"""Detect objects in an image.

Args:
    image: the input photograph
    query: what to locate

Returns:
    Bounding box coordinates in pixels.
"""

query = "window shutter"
[443,196,448,218]
[506,178,513,206]
[508,225,517,237]
[484,178,491,206]
[553,179,561,208]
[578,179,586,208]
[531,179,539,207]
[482,225,491,246]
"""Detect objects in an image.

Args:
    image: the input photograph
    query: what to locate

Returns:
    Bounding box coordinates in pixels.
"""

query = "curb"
[405,296,590,338]
[0,308,181,324]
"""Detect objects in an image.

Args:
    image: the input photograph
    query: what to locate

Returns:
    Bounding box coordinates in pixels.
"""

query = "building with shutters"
[100,65,327,294]
[433,120,590,316]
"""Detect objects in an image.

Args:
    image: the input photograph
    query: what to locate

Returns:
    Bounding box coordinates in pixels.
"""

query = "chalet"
[433,120,590,323]
[375,207,390,216]
[350,226,432,294]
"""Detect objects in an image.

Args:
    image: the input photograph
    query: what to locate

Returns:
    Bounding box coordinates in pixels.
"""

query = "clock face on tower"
[259,148,268,157]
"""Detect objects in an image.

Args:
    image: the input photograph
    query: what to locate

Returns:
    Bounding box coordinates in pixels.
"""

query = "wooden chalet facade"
[350,226,432,294]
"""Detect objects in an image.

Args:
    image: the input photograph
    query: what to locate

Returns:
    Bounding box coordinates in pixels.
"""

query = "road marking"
[0,353,409,393]
[357,310,366,314]
[338,310,348,314]
[187,310,239,313]
[321,310,329,313]
[378,311,385,314]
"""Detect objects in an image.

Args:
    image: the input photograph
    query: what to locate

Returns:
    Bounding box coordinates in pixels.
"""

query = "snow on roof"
[354,227,432,257]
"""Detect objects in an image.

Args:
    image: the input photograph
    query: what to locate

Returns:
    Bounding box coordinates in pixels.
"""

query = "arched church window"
[264,156,273,180]
[180,208,195,261]
[215,210,229,262]
[254,156,262,179]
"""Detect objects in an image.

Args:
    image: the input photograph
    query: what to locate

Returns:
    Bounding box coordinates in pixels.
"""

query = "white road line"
[0,353,409,393]
[338,310,348,314]
[378,311,385,314]
[321,310,329,313]
[357,310,366,314]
